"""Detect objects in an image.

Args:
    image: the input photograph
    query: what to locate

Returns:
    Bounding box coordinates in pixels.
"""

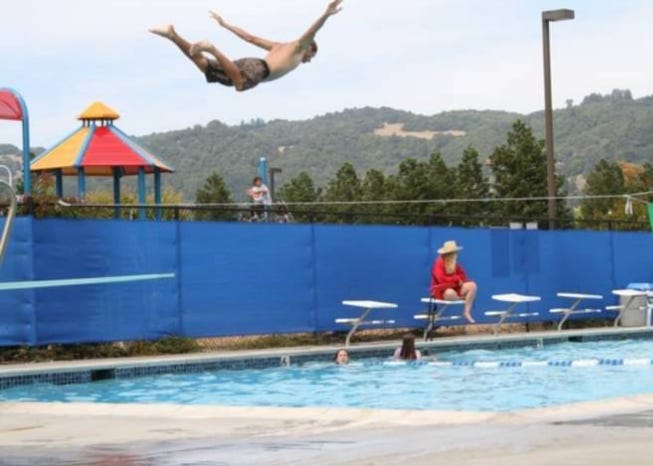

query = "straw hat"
[437,240,463,255]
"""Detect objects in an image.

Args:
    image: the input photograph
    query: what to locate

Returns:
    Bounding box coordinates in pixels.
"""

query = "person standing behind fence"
[247,176,272,221]
[431,240,477,323]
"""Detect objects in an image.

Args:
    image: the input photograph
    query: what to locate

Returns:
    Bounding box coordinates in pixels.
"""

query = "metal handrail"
[0,180,17,265]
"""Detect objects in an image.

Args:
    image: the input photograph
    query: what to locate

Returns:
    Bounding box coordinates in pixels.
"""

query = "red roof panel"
[0,90,23,121]
[82,127,145,167]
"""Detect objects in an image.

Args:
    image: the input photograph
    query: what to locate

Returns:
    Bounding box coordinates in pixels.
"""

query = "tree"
[194,171,235,221]
[489,120,569,225]
[360,168,393,224]
[323,162,362,223]
[278,172,321,203]
[581,160,652,230]
[278,171,322,223]
[580,159,625,220]
[388,152,456,225]
[451,146,491,223]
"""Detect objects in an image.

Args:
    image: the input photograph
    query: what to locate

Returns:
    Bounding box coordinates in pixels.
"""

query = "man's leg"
[189,41,245,90]
[460,281,477,323]
[149,25,209,72]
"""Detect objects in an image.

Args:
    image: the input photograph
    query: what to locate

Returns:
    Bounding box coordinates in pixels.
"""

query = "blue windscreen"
[0,217,651,346]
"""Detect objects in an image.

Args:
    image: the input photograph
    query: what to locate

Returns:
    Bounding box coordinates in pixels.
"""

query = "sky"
[1,0,651,147]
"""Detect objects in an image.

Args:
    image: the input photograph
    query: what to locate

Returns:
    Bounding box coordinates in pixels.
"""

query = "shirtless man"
[149,0,343,92]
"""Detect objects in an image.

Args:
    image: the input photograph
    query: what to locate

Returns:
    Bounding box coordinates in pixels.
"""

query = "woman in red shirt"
[430,240,477,323]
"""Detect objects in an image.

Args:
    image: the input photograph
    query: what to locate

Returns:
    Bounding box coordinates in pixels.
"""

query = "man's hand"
[209,11,227,27]
[326,0,343,16]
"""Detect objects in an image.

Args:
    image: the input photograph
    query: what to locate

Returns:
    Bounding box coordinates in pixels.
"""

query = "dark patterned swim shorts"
[204,58,270,91]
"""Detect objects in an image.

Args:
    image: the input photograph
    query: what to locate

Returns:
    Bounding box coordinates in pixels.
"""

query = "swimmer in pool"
[334,349,350,365]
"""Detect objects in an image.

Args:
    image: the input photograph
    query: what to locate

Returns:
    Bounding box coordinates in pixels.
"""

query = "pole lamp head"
[542,9,575,22]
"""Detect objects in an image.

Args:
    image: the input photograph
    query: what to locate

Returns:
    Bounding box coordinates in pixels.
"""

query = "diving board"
[414,297,465,341]
[337,300,397,347]
[485,293,541,335]
[607,289,647,327]
[550,292,603,331]
[0,273,175,291]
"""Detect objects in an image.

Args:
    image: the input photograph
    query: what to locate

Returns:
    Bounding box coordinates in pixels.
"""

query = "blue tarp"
[0,217,652,346]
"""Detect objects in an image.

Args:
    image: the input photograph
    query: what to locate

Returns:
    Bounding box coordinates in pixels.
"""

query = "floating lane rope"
[0,273,175,291]
[378,358,653,368]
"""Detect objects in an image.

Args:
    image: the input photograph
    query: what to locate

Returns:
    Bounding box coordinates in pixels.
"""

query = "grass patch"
[0,337,201,365]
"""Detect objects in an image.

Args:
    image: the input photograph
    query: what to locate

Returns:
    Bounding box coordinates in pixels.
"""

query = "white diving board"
[485,293,541,335]
[414,297,465,341]
[549,292,603,331]
[337,300,398,347]
[0,273,176,291]
[607,289,647,327]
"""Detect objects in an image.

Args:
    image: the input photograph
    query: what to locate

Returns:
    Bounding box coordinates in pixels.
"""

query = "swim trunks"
[204,58,270,91]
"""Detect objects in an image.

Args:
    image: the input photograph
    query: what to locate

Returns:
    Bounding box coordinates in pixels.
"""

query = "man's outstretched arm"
[210,11,279,51]
[297,0,343,49]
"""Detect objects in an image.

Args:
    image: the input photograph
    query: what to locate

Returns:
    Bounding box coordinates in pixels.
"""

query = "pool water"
[2,339,653,412]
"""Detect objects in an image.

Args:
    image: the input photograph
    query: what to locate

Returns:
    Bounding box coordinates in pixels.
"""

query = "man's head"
[302,41,318,63]
[252,176,263,187]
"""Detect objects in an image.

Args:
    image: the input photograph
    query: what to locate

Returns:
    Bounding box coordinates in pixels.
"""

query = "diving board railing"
[0,179,17,266]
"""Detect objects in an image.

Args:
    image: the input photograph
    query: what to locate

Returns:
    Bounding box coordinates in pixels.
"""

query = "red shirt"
[430,256,468,299]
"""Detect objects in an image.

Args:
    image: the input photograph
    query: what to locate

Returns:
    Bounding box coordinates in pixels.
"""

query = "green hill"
[3,89,652,200]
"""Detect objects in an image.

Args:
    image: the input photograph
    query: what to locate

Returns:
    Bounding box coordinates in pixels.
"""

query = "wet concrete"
[2,395,653,465]
[2,413,653,466]
[558,409,653,428]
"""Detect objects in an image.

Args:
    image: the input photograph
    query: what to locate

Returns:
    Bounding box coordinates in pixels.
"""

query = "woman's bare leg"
[149,24,209,73]
[460,281,477,323]
[190,40,244,90]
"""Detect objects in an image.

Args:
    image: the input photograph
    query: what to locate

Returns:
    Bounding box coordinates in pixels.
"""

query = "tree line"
[21,118,653,231]
[195,119,652,230]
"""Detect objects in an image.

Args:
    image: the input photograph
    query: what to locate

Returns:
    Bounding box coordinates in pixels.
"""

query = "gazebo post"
[112,168,121,219]
[77,167,86,198]
[154,168,162,221]
[55,170,63,198]
[138,167,146,220]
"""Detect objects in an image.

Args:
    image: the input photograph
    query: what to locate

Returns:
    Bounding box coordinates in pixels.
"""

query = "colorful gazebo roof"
[31,102,173,176]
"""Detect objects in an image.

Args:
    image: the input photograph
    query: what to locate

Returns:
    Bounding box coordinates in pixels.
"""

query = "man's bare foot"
[149,24,175,39]
[189,40,213,56]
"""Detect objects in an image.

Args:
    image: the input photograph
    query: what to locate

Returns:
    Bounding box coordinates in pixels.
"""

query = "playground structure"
[31,101,174,220]
[0,89,175,325]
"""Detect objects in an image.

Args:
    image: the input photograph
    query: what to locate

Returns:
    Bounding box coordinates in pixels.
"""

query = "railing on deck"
[6,200,649,232]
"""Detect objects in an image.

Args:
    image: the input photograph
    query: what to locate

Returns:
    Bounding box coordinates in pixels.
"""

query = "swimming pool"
[2,338,653,412]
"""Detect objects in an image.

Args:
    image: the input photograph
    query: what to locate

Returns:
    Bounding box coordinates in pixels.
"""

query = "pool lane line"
[0,273,175,291]
[377,358,653,368]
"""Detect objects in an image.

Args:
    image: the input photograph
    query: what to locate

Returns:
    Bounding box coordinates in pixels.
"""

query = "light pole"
[269,167,283,202]
[542,8,574,230]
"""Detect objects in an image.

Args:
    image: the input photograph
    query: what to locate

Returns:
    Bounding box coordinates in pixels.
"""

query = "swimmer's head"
[302,41,318,63]
[334,348,349,365]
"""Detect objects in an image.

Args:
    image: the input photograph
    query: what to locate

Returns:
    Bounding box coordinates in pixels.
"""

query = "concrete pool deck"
[1,396,653,465]
[1,326,653,465]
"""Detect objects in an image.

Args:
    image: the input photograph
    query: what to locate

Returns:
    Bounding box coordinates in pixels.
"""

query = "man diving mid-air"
[150,0,343,92]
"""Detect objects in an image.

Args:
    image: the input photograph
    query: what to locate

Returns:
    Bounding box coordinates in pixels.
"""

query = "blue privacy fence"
[1,217,652,346]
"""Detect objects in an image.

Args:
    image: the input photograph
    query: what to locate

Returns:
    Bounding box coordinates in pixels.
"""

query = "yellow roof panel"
[31,127,90,171]
[78,101,120,120]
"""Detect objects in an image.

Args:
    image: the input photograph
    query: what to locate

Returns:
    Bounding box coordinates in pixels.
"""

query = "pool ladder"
[0,180,17,265]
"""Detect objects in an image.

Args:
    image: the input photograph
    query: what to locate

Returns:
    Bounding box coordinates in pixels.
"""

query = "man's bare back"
[150,0,342,92]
